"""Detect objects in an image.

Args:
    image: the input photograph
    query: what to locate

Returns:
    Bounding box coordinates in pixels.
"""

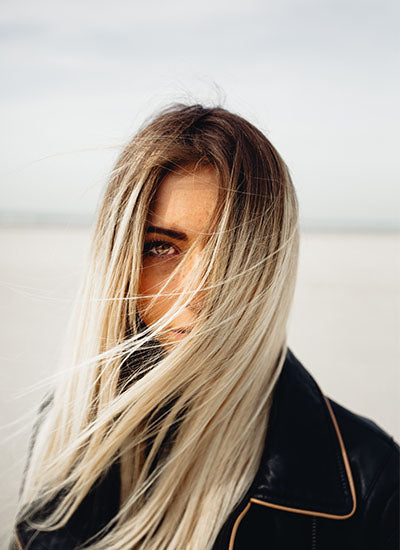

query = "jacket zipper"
[311,516,317,550]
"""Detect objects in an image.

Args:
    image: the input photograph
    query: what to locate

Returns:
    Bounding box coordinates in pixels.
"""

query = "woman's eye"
[143,240,179,258]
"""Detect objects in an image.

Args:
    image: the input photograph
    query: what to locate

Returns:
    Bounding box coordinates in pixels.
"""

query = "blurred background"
[1,0,399,546]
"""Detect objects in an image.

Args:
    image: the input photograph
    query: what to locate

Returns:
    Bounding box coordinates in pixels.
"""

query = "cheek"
[138,263,176,322]
[138,267,152,297]
[138,268,155,312]
[139,261,172,295]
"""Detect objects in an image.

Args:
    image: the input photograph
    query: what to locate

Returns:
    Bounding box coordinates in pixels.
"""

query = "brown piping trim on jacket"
[322,394,357,516]
[249,495,356,520]
[229,501,251,550]
[228,394,357,548]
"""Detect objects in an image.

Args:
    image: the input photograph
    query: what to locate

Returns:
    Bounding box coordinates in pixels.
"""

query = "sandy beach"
[0,227,399,547]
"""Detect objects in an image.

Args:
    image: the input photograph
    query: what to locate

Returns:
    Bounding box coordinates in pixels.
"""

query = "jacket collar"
[249,347,357,519]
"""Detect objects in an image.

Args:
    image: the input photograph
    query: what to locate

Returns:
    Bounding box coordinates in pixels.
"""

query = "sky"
[0,0,399,229]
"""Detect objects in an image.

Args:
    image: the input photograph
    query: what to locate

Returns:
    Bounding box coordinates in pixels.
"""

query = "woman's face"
[138,165,219,346]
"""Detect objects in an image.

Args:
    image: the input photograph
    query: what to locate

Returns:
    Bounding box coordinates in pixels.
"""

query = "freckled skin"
[138,165,219,346]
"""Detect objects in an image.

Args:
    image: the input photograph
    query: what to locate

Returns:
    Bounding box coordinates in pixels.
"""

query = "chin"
[158,329,192,349]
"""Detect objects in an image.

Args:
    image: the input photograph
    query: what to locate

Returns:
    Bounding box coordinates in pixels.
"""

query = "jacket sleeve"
[363,438,400,549]
[8,392,54,550]
[8,391,120,550]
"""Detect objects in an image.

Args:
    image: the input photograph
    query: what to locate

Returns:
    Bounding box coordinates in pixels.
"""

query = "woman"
[10,104,399,549]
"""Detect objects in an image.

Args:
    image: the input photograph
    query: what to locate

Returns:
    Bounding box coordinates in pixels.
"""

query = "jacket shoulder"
[328,397,398,467]
[328,397,399,548]
[328,397,399,487]
[328,397,397,447]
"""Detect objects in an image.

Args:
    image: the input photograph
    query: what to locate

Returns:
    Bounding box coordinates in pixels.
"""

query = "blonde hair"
[17,104,300,549]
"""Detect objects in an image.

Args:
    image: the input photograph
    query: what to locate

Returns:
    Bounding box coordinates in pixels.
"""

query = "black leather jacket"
[10,348,399,549]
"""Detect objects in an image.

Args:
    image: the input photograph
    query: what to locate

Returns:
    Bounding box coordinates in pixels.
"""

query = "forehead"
[147,166,220,235]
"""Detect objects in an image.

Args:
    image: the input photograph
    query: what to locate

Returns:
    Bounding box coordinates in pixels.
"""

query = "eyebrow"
[146,225,188,241]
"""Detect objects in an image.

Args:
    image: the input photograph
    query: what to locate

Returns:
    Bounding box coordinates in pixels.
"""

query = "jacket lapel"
[249,348,357,519]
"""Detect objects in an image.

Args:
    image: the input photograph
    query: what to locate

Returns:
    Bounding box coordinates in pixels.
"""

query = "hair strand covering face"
[17,104,299,550]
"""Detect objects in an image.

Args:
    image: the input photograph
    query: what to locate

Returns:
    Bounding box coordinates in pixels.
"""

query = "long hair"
[17,104,300,549]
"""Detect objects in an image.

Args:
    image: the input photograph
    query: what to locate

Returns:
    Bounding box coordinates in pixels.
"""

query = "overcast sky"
[0,0,398,228]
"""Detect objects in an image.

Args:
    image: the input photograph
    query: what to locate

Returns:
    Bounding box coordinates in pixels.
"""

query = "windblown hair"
[17,104,300,549]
